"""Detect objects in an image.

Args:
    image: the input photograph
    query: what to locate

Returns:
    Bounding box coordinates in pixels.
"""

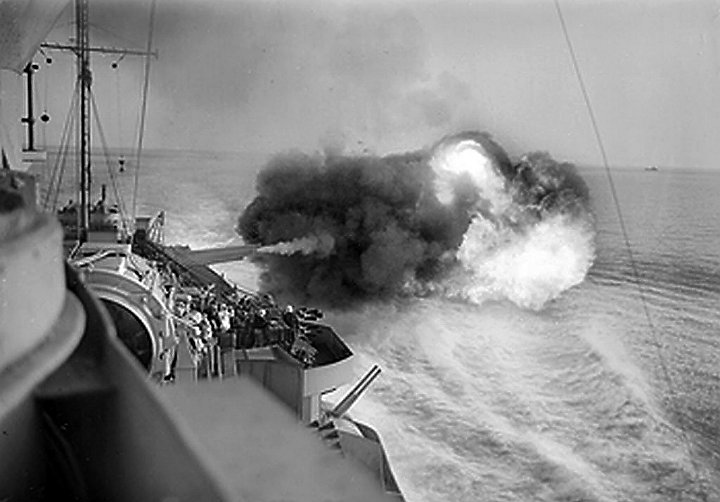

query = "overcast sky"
[37,0,720,168]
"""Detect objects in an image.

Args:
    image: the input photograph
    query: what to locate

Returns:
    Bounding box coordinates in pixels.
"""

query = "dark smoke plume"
[238,131,592,306]
[511,151,591,220]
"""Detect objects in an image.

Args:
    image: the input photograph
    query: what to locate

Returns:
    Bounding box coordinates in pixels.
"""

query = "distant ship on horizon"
[645,165,659,171]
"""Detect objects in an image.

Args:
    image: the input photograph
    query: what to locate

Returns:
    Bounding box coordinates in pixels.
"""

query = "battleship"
[0,0,403,500]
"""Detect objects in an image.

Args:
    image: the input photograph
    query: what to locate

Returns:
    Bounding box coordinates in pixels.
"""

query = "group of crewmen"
[163,287,318,381]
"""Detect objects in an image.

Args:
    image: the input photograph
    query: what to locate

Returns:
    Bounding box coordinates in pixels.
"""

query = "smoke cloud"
[238,131,595,309]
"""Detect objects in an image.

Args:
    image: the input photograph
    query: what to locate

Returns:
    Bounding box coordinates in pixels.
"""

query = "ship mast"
[77,0,91,240]
[41,0,157,243]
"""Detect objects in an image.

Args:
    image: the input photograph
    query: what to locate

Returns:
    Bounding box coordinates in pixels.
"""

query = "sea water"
[40,150,720,501]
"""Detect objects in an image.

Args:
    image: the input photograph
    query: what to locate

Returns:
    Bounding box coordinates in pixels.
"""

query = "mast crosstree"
[40,0,157,242]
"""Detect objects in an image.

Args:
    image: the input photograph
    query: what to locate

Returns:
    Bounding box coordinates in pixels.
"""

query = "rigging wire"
[114,58,124,153]
[42,86,49,149]
[553,0,711,496]
[40,59,49,149]
[44,80,79,212]
[50,109,77,213]
[89,90,130,234]
[131,0,157,222]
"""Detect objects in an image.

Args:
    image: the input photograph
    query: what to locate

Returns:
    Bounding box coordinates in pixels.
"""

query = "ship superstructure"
[0,0,403,499]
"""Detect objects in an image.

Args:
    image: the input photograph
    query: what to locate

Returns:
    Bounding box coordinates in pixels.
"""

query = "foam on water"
[338,298,715,501]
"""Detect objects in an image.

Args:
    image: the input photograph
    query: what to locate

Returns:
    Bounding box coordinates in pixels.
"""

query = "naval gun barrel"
[330,364,382,418]
[182,244,260,266]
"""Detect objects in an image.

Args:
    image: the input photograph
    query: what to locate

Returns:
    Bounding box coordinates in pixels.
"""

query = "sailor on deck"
[282,305,299,348]
[252,308,269,347]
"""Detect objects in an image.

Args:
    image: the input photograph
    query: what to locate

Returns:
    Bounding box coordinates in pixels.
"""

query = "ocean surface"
[39,149,720,501]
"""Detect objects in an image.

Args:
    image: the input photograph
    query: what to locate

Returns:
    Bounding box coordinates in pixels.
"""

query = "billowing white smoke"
[456,215,595,310]
[257,232,335,257]
[430,138,595,310]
